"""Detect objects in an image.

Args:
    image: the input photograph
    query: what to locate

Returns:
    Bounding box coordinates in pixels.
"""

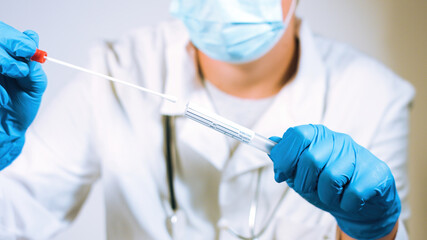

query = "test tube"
[184,102,277,154]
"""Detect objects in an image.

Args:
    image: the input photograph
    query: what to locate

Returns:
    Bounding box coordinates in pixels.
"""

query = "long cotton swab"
[31,49,177,103]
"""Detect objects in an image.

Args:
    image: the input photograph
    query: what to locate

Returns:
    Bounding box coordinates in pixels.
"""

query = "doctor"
[0,0,413,239]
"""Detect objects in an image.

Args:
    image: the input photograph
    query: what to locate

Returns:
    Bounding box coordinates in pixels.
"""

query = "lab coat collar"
[160,20,327,176]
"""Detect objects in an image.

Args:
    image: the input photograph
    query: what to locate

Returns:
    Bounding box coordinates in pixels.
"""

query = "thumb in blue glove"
[269,124,400,240]
[0,21,48,170]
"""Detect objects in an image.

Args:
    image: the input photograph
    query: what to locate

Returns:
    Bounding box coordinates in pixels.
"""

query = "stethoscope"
[163,115,289,240]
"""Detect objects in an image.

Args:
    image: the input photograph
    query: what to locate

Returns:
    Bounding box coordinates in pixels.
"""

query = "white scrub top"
[0,20,414,240]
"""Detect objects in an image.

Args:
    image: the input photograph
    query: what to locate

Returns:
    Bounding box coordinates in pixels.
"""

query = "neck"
[197,17,299,99]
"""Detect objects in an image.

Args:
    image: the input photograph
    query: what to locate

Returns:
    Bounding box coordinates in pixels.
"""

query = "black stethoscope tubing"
[164,115,178,212]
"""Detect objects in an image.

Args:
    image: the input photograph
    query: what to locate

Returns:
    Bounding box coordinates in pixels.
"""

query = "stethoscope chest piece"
[166,209,187,240]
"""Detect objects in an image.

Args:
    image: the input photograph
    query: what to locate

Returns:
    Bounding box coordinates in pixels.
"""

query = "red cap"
[30,49,47,63]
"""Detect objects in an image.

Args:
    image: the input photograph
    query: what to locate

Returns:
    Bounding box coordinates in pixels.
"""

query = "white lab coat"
[0,20,414,240]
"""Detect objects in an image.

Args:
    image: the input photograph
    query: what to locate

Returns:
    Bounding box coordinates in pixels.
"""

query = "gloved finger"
[294,139,332,193]
[0,47,30,78]
[269,124,316,183]
[317,134,356,205]
[0,84,10,106]
[340,149,392,213]
[269,136,282,143]
[360,181,400,220]
[23,30,40,47]
[15,61,47,96]
[0,21,37,59]
[340,181,376,213]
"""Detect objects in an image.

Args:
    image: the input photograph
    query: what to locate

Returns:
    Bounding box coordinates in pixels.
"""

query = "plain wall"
[1,1,426,239]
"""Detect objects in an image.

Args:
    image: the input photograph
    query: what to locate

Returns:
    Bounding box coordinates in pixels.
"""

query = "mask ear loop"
[283,0,297,28]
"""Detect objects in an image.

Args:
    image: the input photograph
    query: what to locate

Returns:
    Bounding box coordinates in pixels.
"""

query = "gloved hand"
[0,22,47,170]
[269,124,400,240]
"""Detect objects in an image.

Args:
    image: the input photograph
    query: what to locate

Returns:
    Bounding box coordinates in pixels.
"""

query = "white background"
[1,0,426,239]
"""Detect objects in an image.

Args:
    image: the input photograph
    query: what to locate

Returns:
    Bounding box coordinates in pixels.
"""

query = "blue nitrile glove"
[269,124,400,240]
[0,22,47,170]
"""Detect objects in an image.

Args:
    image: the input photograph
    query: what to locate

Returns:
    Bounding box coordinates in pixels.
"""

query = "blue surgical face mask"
[170,0,296,64]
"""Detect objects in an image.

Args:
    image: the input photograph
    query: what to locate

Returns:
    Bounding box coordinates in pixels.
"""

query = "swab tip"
[166,96,178,103]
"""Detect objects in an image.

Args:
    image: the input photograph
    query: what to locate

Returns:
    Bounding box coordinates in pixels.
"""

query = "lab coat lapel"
[285,22,328,125]
[160,24,198,115]
[160,26,230,170]
[223,22,328,180]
